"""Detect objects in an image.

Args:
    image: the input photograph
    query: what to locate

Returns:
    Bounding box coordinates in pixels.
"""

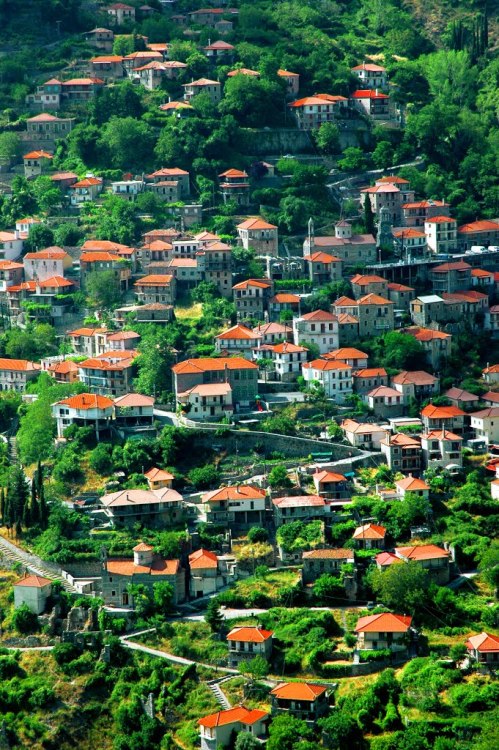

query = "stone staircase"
[0,535,77,593]
[207,677,232,710]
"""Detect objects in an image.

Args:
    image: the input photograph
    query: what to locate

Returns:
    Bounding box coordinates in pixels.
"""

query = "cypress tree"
[364,197,376,237]
[0,488,5,525]
[37,463,48,530]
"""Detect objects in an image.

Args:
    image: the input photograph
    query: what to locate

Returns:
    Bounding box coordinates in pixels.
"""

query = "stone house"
[233,278,273,321]
[304,251,343,285]
[99,487,184,528]
[172,357,258,408]
[380,433,422,474]
[303,221,376,267]
[270,683,330,724]
[237,217,278,255]
[391,371,439,403]
[366,385,403,418]
[301,548,354,584]
[102,543,184,608]
[0,358,41,392]
[353,368,388,396]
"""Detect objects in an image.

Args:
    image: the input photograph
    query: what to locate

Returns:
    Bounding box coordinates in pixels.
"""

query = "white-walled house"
[293,310,339,354]
[14,574,52,614]
[52,393,115,438]
[355,613,412,652]
[198,706,268,750]
[302,359,352,402]
[470,407,499,445]
[395,475,430,500]
[227,626,273,667]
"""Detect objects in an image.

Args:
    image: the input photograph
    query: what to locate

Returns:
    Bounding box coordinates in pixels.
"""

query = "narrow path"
[120,636,239,674]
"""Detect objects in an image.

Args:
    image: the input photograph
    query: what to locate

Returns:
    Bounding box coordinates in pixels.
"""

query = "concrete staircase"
[0,535,77,593]
[207,678,232,710]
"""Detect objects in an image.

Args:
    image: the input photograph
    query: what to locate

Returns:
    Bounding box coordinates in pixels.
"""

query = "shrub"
[247,527,268,543]
[0,656,24,679]
[11,605,39,634]
[52,642,80,667]
[359,649,392,663]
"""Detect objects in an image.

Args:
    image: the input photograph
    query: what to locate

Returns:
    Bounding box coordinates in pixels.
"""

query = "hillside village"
[0,1,498,749]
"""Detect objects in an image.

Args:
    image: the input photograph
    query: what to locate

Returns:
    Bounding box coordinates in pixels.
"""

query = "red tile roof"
[270,682,327,701]
[106,558,180,576]
[355,613,412,633]
[323,347,367,360]
[172,357,258,374]
[396,476,429,492]
[353,523,386,540]
[302,548,352,560]
[14,574,52,588]
[199,706,268,729]
[189,548,218,569]
[300,309,337,321]
[392,370,437,386]
[272,495,324,509]
[458,220,499,233]
[351,89,389,99]
[0,358,40,372]
[57,393,114,410]
[203,485,265,503]
[396,544,449,561]
[216,324,259,341]
[144,467,174,482]
[421,404,465,418]
[227,626,273,643]
[352,63,386,72]
[466,632,499,653]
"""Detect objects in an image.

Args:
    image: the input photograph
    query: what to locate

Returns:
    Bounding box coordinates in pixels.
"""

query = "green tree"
[219,75,284,127]
[152,581,174,613]
[319,710,364,749]
[53,223,83,247]
[369,560,429,613]
[363,197,375,236]
[267,715,313,750]
[12,604,39,634]
[315,122,340,154]
[372,141,395,170]
[312,574,344,604]
[240,654,269,681]
[100,116,156,172]
[478,540,499,590]
[134,337,176,402]
[235,733,261,750]
[338,147,368,172]
[0,131,22,163]
[382,331,427,371]
[23,224,55,253]
[32,176,63,214]
[267,464,292,489]
[6,464,29,535]
[187,465,219,490]
[85,269,123,310]
[204,599,224,632]
[91,81,144,126]
[89,444,114,475]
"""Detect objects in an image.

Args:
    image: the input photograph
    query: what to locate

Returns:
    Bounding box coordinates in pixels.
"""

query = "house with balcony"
[69,176,103,205]
[78,351,137,397]
[366,385,403,419]
[183,78,222,104]
[350,274,388,300]
[457,219,499,251]
[233,278,273,321]
[80,250,131,291]
[106,3,136,25]
[355,613,412,652]
[219,168,250,206]
[102,543,184,608]
[270,342,308,382]
[430,261,472,293]
[466,632,499,666]
[421,403,466,435]
[424,216,458,254]
[25,113,75,150]
[356,293,394,337]
[270,682,330,724]
[401,200,449,228]
[227,626,273,667]
[386,281,416,310]
[114,393,155,433]
[198,707,268,750]
[203,40,235,60]
[100,487,184,528]
[268,293,300,321]
[351,62,387,88]
[134,274,176,306]
[470,407,499,445]
[293,310,339,354]
[421,429,463,469]
[84,27,114,52]
[391,371,439,403]
[215,324,260,359]
[392,228,427,258]
[323,347,368,370]
[0,358,40,392]
[146,168,190,196]
[196,241,233,297]
[351,88,391,119]
[304,250,343,285]
[272,495,326,526]
[23,150,53,178]
[52,392,114,438]
[302,548,354,584]
[111,179,144,200]
[302,359,352,402]
[68,327,110,357]
[352,523,386,550]
[252,322,293,345]
[202,485,266,528]
[393,544,452,584]
[380,433,422,473]
[341,419,388,450]
[90,54,124,80]
[352,367,388,395]
[312,470,349,499]
[288,95,348,129]
[444,387,480,411]
[0,260,23,293]
[47,360,80,385]
[402,327,452,369]
[237,217,278,255]
[0,231,24,262]
[177,382,234,421]
[172,357,258,408]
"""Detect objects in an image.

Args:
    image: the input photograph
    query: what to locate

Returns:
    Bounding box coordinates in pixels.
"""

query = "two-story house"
[270,683,330,724]
[395,474,430,499]
[424,216,458,254]
[352,523,386,550]
[0,358,40,392]
[420,404,466,435]
[78,351,137,397]
[302,359,352,402]
[202,485,266,528]
[233,278,273,321]
[198,707,268,750]
[366,386,403,418]
[430,261,472,293]
[219,168,250,206]
[177,383,234,421]
[355,613,412,652]
[380,433,422,473]
[391,371,439,403]
[23,247,72,281]
[341,419,388,450]
[52,392,114,438]
[304,250,343,285]
[237,217,278,255]
[215,324,260,359]
[292,310,339,354]
[353,367,389,395]
[470,407,499,445]
[172,357,258,408]
[134,274,176,306]
[100,487,184,528]
[227,626,273,667]
[421,429,463,469]
[69,176,103,205]
[183,78,222,104]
